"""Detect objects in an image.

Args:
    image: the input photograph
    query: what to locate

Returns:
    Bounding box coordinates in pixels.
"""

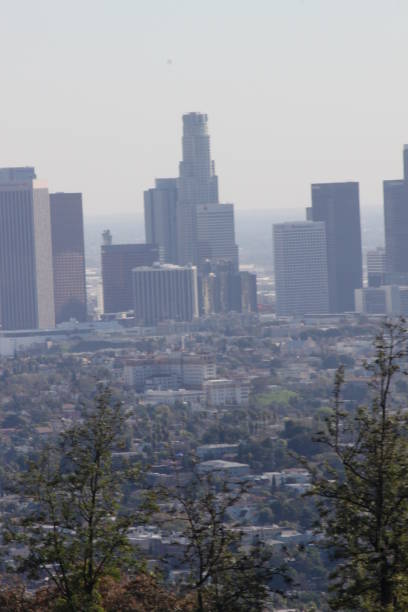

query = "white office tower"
[197,203,239,271]
[273,221,329,316]
[132,264,199,325]
[0,168,55,330]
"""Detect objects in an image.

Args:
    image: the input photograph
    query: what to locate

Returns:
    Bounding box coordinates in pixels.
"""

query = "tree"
[307,320,408,610]
[0,575,195,612]
[8,388,153,612]
[167,465,288,611]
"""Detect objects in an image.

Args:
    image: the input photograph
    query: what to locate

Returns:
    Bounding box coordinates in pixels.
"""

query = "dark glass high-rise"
[50,193,87,323]
[311,182,363,313]
[101,241,161,313]
[383,180,408,284]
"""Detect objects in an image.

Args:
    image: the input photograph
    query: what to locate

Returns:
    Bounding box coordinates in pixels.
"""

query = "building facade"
[144,178,178,263]
[273,221,329,316]
[50,193,87,323]
[383,180,408,284]
[0,168,55,330]
[132,264,199,325]
[124,353,216,391]
[355,285,401,316]
[196,203,239,271]
[204,378,250,406]
[310,182,363,312]
[367,247,386,288]
[239,271,258,313]
[102,242,161,313]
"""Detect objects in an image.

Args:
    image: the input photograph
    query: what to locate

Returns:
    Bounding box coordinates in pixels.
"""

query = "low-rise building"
[143,388,206,407]
[197,460,250,479]
[124,353,216,391]
[204,378,250,406]
[196,443,239,461]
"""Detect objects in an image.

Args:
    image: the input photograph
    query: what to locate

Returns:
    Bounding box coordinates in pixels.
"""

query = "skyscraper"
[367,247,386,287]
[178,112,219,208]
[310,182,362,312]
[0,168,55,330]
[177,112,218,266]
[101,240,161,313]
[132,264,199,325]
[383,180,408,284]
[404,144,408,181]
[144,178,178,263]
[273,221,329,316]
[176,113,238,270]
[144,113,239,274]
[143,113,244,314]
[199,260,244,314]
[196,203,239,271]
[239,271,258,313]
[50,193,87,323]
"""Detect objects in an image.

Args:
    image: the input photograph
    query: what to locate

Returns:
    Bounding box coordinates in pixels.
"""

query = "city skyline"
[2,1,408,215]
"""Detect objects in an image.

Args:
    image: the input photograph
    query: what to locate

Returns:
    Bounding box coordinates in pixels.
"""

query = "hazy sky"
[1,0,408,215]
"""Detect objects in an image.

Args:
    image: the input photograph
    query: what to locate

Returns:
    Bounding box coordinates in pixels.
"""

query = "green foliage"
[168,468,289,611]
[308,320,408,610]
[8,388,153,611]
[256,389,299,408]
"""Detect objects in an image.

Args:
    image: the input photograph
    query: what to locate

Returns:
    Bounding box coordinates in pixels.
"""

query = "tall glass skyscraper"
[310,182,363,313]
[50,193,87,323]
[383,179,408,284]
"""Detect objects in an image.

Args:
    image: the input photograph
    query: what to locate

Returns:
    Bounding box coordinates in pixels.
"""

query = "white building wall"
[273,221,329,316]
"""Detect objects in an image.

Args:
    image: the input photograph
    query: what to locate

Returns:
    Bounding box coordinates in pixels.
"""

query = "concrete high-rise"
[367,247,386,287]
[176,113,238,270]
[404,144,408,180]
[132,264,199,325]
[144,178,178,263]
[310,182,362,312]
[0,168,55,330]
[102,240,161,314]
[196,203,239,271]
[383,180,408,284]
[273,221,329,316]
[50,193,87,323]
[178,112,219,208]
